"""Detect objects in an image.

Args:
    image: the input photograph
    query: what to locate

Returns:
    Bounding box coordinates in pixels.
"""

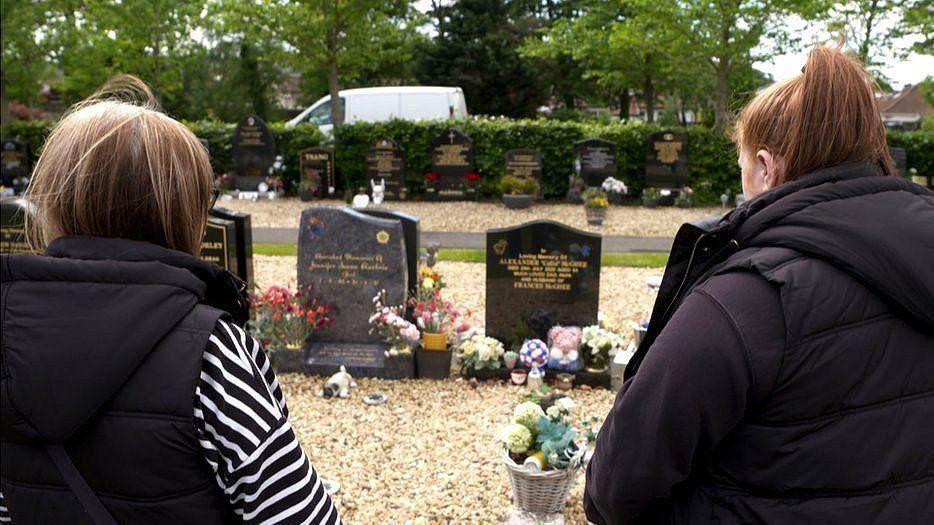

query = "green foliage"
[499,175,539,195]
[6,117,931,200]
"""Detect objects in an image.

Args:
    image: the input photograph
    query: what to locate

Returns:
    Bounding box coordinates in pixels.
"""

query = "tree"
[1,0,56,123]
[827,0,929,76]
[275,0,422,126]
[648,0,822,131]
[418,0,548,117]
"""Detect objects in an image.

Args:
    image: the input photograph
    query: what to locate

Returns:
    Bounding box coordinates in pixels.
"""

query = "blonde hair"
[25,75,214,255]
[733,45,895,182]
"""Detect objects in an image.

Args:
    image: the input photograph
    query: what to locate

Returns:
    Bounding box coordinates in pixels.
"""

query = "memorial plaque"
[298,207,411,378]
[200,216,237,271]
[486,220,601,345]
[1,140,31,193]
[1,198,33,254]
[645,131,689,188]
[299,148,335,199]
[505,149,543,182]
[365,139,407,200]
[232,115,276,190]
[574,139,617,187]
[209,206,254,290]
[427,129,478,201]
[359,209,419,297]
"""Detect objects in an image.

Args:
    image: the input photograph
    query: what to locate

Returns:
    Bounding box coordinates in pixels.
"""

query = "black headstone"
[1,140,31,193]
[505,149,543,183]
[0,198,33,254]
[645,131,689,188]
[232,115,276,190]
[574,139,617,187]
[427,129,478,200]
[209,206,254,290]
[365,139,407,200]
[358,209,420,297]
[298,207,411,378]
[299,148,335,199]
[486,220,601,345]
[201,216,238,272]
[890,147,907,178]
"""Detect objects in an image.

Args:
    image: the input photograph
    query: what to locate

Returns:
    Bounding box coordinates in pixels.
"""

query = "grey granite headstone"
[298,207,410,378]
[1,198,34,254]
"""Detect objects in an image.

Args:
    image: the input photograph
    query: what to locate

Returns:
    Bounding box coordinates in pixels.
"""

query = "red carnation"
[425,172,439,181]
[465,173,480,181]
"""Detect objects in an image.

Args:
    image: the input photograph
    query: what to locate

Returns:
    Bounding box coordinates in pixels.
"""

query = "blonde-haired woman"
[585,47,934,524]
[0,78,340,524]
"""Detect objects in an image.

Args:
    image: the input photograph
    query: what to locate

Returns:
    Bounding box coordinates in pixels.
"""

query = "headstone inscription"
[0,198,33,254]
[298,207,411,378]
[200,217,237,274]
[1,140,31,193]
[359,209,419,297]
[645,131,689,188]
[231,115,276,190]
[427,129,478,200]
[209,206,254,290]
[573,139,617,187]
[505,149,543,185]
[485,220,601,345]
[365,139,406,200]
[299,148,335,200]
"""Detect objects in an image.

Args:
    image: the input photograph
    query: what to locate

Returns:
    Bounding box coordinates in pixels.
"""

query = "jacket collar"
[45,236,250,323]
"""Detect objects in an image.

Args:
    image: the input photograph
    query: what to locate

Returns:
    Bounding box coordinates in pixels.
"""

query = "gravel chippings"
[254,256,662,524]
[222,197,725,237]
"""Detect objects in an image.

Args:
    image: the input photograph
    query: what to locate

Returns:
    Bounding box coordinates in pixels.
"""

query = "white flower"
[501,423,533,454]
[555,397,575,413]
[514,402,545,432]
[422,277,435,290]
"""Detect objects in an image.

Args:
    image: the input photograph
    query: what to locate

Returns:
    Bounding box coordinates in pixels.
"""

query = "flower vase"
[269,342,305,374]
[416,347,452,379]
[422,332,448,351]
[504,353,518,369]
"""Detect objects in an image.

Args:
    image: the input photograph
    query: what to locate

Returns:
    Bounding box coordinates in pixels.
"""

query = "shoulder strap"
[45,444,118,525]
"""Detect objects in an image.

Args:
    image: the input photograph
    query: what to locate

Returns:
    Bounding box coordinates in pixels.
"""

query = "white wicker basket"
[503,448,583,516]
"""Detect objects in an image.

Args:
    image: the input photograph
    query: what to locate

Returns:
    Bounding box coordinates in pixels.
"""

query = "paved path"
[254,227,673,253]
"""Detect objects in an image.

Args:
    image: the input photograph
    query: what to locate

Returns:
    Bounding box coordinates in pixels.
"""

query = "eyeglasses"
[210,187,220,209]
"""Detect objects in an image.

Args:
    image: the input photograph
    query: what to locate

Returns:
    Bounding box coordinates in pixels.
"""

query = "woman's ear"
[756,149,784,189]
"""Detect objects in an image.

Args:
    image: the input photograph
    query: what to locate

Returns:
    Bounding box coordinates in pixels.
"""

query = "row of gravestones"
[0,198,256,291]
[296,206,604,383]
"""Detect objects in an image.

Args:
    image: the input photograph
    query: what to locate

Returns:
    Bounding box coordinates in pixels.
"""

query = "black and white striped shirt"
[0,319,340,525]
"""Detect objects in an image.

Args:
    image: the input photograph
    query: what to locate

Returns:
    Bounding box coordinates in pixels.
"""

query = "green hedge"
[4,117,930,204]
[0,119,324,188]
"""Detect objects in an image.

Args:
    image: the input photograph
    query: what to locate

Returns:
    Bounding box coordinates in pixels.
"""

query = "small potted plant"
[499,175,539,210]
[248,285,334,373]
[583,188,609,226]
[642,187,662,208]
[409,266,462,379]
[601,177,628,205]
[581,324,626,373]
[503,350,519,369]
[500,398,586,519]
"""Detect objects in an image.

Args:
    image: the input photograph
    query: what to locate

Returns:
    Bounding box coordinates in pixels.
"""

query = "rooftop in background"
[877,84,933,130]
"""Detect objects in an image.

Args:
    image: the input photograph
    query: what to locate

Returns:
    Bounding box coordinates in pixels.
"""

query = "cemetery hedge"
[4,118,931,205]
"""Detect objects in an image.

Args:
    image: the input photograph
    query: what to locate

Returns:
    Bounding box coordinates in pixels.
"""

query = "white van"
[286,86,468,135]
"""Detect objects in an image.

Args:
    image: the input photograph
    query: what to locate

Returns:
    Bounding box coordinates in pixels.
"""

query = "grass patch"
[256,243,668,268]
[255,243,298,256]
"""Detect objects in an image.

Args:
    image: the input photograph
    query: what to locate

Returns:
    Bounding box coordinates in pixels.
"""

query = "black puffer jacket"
[585,163,934,524]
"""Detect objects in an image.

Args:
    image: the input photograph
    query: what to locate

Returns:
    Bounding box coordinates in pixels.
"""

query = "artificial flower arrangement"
[407,265,471,347]
[500,397,583,470]
[459,333,506,371]
[369,289,420,357]
[601,177,628,195]
[248,285,333,350]
[547,325,582,372]
[580,324,626,371]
